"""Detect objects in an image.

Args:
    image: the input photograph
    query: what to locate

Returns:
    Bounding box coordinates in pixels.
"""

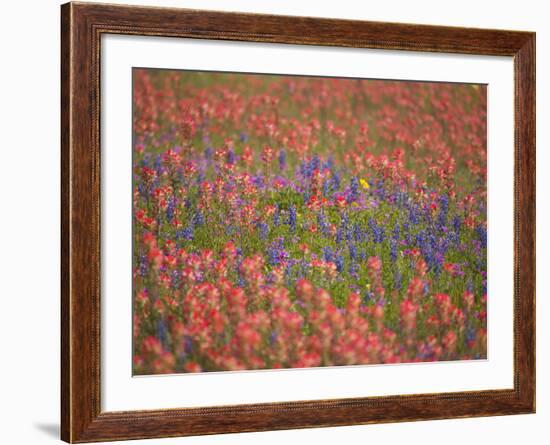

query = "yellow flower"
[360,178,370,190]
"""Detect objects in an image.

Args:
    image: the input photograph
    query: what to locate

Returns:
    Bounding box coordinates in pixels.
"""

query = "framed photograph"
[61,2,535,442]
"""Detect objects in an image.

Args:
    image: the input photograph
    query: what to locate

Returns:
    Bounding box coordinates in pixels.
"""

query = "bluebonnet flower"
[353,223,365,243]
[322,179,331,197]
[257,222,269,240]
[392,222,400,239]
[433,252,444,275]
[345,225,353,243]
[409,204,421,225]
[465,326,477,344]
[436,196,449,231]
[453,215,461,233]
[402,220,410,238]
[331,170,341,191]
[322,246,334,263]
[317,211,330,236]
[302,189,311,205]
[299,159,307,178]
[157,319,168,348]
[137,182,148,197]
[297,259,309,279]
[348,243,358,261]
[476,225,487,249]
[336,227,344,245]
[166,196,176,222]
[390,239,398,262]
[349,176,359,202]
[373,180,387,200]
[223,178,236,193]
[288,205,297,232]
[423,281,430,295]
[237,272,246,288]
[193,209,204,226]
[326,155,335,171]
[348,261,358,276]
[336,216,351,244]
[335,254,344,273]
[273,204,281,226]
[394,269,402,290]
[196,169,205,184]
[278,148,287,171]
[154,154,162,175]
[341,212,349,230]
[227,148,235,165]
[363,290,375,304]
[300,156,318,179]
[171,270,180,288]
[176,226,194,241]
[267,238,288,266]
[369,218,385,243]
[249,175,263,189]
[284,264,295,287]
[183,335,193,355]
[439,193,449,213]
[417,229,447,273]
[311,155,320,172]
[269,331,278,345]
[138,254,148,277]
[392,191,408,207]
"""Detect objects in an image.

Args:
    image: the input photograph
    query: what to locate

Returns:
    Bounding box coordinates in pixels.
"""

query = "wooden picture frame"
[61,1,535,442]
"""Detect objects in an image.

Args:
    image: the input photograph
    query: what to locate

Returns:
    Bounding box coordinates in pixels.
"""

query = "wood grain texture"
[60,2,536,442]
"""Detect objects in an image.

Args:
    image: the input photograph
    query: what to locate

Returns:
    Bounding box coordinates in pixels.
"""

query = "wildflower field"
[132,69,487,374]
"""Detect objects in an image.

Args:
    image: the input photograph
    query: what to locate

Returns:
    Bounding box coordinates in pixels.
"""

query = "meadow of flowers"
[132,69,487,375]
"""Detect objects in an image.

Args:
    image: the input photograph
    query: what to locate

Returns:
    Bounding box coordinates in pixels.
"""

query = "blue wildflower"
[369,218,385,243]
[349,176,359,202]
[273,204,281,226]
[278,148,287,171]
[288,205,297,232]
[322,246,334,263]
[476,225,487,249]
[138,254,148,277]
[157,319,168,347]
[166,196,176,222]
[349,243,358,261]
[257,222,269,240]
[332,170,341,191]
[394,270,403,290]
[390,238,398,262]
[267,238,288,266]
[177,226,194,241]
[227,148,235,165]
[322,179,331,197]
[193,209,204,226]
[335,254,344,273]
[317,211,330,237]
